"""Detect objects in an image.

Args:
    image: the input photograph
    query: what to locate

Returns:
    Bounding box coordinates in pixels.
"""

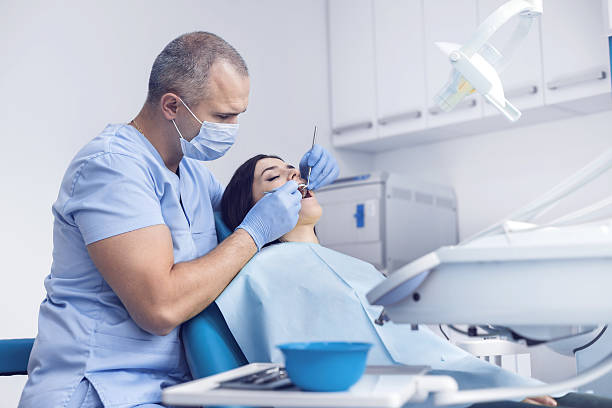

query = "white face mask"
[172,98,238,161]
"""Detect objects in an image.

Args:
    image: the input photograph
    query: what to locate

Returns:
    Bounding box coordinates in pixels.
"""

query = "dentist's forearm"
[88,224,257,337]
[164,229,257,329]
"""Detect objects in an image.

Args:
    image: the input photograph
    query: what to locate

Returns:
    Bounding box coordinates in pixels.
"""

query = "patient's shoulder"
[246,242,311,267]
[309,244,382,275]
[245,242,381,278]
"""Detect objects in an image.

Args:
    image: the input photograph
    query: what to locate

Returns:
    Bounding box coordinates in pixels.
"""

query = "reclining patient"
[190,154,611,408]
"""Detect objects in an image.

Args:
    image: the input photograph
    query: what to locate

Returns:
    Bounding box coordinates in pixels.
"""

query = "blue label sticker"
[354,204,365,228]
[609,37,612,88]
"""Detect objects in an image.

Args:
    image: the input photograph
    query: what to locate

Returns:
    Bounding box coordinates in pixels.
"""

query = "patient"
[200,155,612,408]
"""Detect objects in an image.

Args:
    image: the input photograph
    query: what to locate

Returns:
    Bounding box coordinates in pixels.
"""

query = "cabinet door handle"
[505,85,538,98]
[547,68,607,91]
[332,120,373,135]
[428,99,477,116]
[378,110,422,126]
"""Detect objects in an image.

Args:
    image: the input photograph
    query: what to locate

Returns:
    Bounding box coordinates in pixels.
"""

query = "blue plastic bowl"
[277,342,372,392]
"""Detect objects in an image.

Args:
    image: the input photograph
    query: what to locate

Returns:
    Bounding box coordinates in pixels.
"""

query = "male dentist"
[19,31,339,408]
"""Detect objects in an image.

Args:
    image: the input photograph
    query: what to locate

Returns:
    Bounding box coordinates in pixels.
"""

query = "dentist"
[19,31,339,408]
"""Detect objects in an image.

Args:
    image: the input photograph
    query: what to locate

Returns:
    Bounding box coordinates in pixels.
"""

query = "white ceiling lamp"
[435,0,543,122]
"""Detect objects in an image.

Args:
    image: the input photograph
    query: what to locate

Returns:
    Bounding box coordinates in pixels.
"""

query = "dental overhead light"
[435,0,543,122]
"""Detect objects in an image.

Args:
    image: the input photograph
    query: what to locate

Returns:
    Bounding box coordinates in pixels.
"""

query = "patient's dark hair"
[221,154,283,232]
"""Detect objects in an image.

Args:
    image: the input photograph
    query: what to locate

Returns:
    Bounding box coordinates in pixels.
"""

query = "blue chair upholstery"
[214,211,233,243]
[182,212,248,379]
[182,302,248,379]
[0,338,34,376]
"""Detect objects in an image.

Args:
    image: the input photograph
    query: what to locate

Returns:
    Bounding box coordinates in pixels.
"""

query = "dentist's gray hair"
[146,31,248,107]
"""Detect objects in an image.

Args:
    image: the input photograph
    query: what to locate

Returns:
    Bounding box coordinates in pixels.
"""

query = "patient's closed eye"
[267,176,279,181]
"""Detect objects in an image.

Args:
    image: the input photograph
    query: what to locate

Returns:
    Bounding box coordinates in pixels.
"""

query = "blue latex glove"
[237,180,302,250]
[299,144,340,190]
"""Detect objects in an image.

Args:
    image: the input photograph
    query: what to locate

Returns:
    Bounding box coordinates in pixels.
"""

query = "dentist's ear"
[160,93,181,120]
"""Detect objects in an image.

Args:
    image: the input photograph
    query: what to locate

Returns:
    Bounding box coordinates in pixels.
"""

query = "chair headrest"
[214,212,232,243]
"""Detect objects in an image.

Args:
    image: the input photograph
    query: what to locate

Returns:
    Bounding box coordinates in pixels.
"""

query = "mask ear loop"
[171,119,186,140]
[177,97,203,125]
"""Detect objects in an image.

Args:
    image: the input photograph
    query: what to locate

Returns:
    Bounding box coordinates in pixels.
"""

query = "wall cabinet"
[373,0,427,139]
[540,0,611,111]
[328,0,377,146]
[327,0,612,152]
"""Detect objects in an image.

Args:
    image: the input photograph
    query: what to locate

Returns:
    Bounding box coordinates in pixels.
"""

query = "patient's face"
[252,157,323,225]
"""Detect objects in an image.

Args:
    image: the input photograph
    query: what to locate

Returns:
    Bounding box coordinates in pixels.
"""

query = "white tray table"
[162,363,458,407]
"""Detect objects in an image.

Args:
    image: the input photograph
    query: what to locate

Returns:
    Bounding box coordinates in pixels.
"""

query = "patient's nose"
[289,168,300,181]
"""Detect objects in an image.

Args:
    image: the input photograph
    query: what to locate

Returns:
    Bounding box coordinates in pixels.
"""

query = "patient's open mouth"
[298,184,312,199]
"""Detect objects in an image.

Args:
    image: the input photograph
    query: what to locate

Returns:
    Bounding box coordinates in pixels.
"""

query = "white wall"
[0,1,372,405]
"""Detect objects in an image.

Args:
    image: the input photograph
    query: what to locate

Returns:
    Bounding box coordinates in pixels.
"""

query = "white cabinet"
[316,172,458,272]
[316,182,385,269]
[423,0,483,128]
[373,0,427,138]
[477,0,545,117]
[541,0,611,111]
[607,0,612,35]
[328,0,378,145]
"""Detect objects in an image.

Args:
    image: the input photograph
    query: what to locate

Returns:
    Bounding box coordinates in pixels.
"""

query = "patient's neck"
[281,223,319,244]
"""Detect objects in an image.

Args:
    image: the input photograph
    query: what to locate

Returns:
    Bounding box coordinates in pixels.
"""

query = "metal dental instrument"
[306,125,317,189]
[267,126,317,199]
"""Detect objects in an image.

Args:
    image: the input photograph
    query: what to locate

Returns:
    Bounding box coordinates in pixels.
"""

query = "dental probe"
[306,125,317,189]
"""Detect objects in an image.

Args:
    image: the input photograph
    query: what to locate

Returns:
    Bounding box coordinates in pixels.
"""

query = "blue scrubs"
[19,124,223,408]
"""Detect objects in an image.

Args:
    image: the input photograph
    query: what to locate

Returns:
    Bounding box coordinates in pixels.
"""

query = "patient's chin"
[298,198,322,225]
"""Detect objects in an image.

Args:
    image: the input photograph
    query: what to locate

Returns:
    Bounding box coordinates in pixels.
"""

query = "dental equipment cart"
[315,172,458,273]
[162,363,458,407]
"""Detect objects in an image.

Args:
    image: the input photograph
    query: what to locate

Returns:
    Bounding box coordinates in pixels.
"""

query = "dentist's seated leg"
[188,154,612,408]
[66,378,168,408]
[66,379,102,408]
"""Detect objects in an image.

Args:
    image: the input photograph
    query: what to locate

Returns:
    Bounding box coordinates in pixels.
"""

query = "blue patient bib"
[19,124,223,408]
[215,243,541,408]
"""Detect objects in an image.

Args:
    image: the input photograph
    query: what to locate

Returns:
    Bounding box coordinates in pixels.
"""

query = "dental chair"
[0,213,246,383]
[0,338,34,376]
[181,212,248,379]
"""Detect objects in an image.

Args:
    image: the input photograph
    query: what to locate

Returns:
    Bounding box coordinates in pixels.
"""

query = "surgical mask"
[172,98,238,161]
